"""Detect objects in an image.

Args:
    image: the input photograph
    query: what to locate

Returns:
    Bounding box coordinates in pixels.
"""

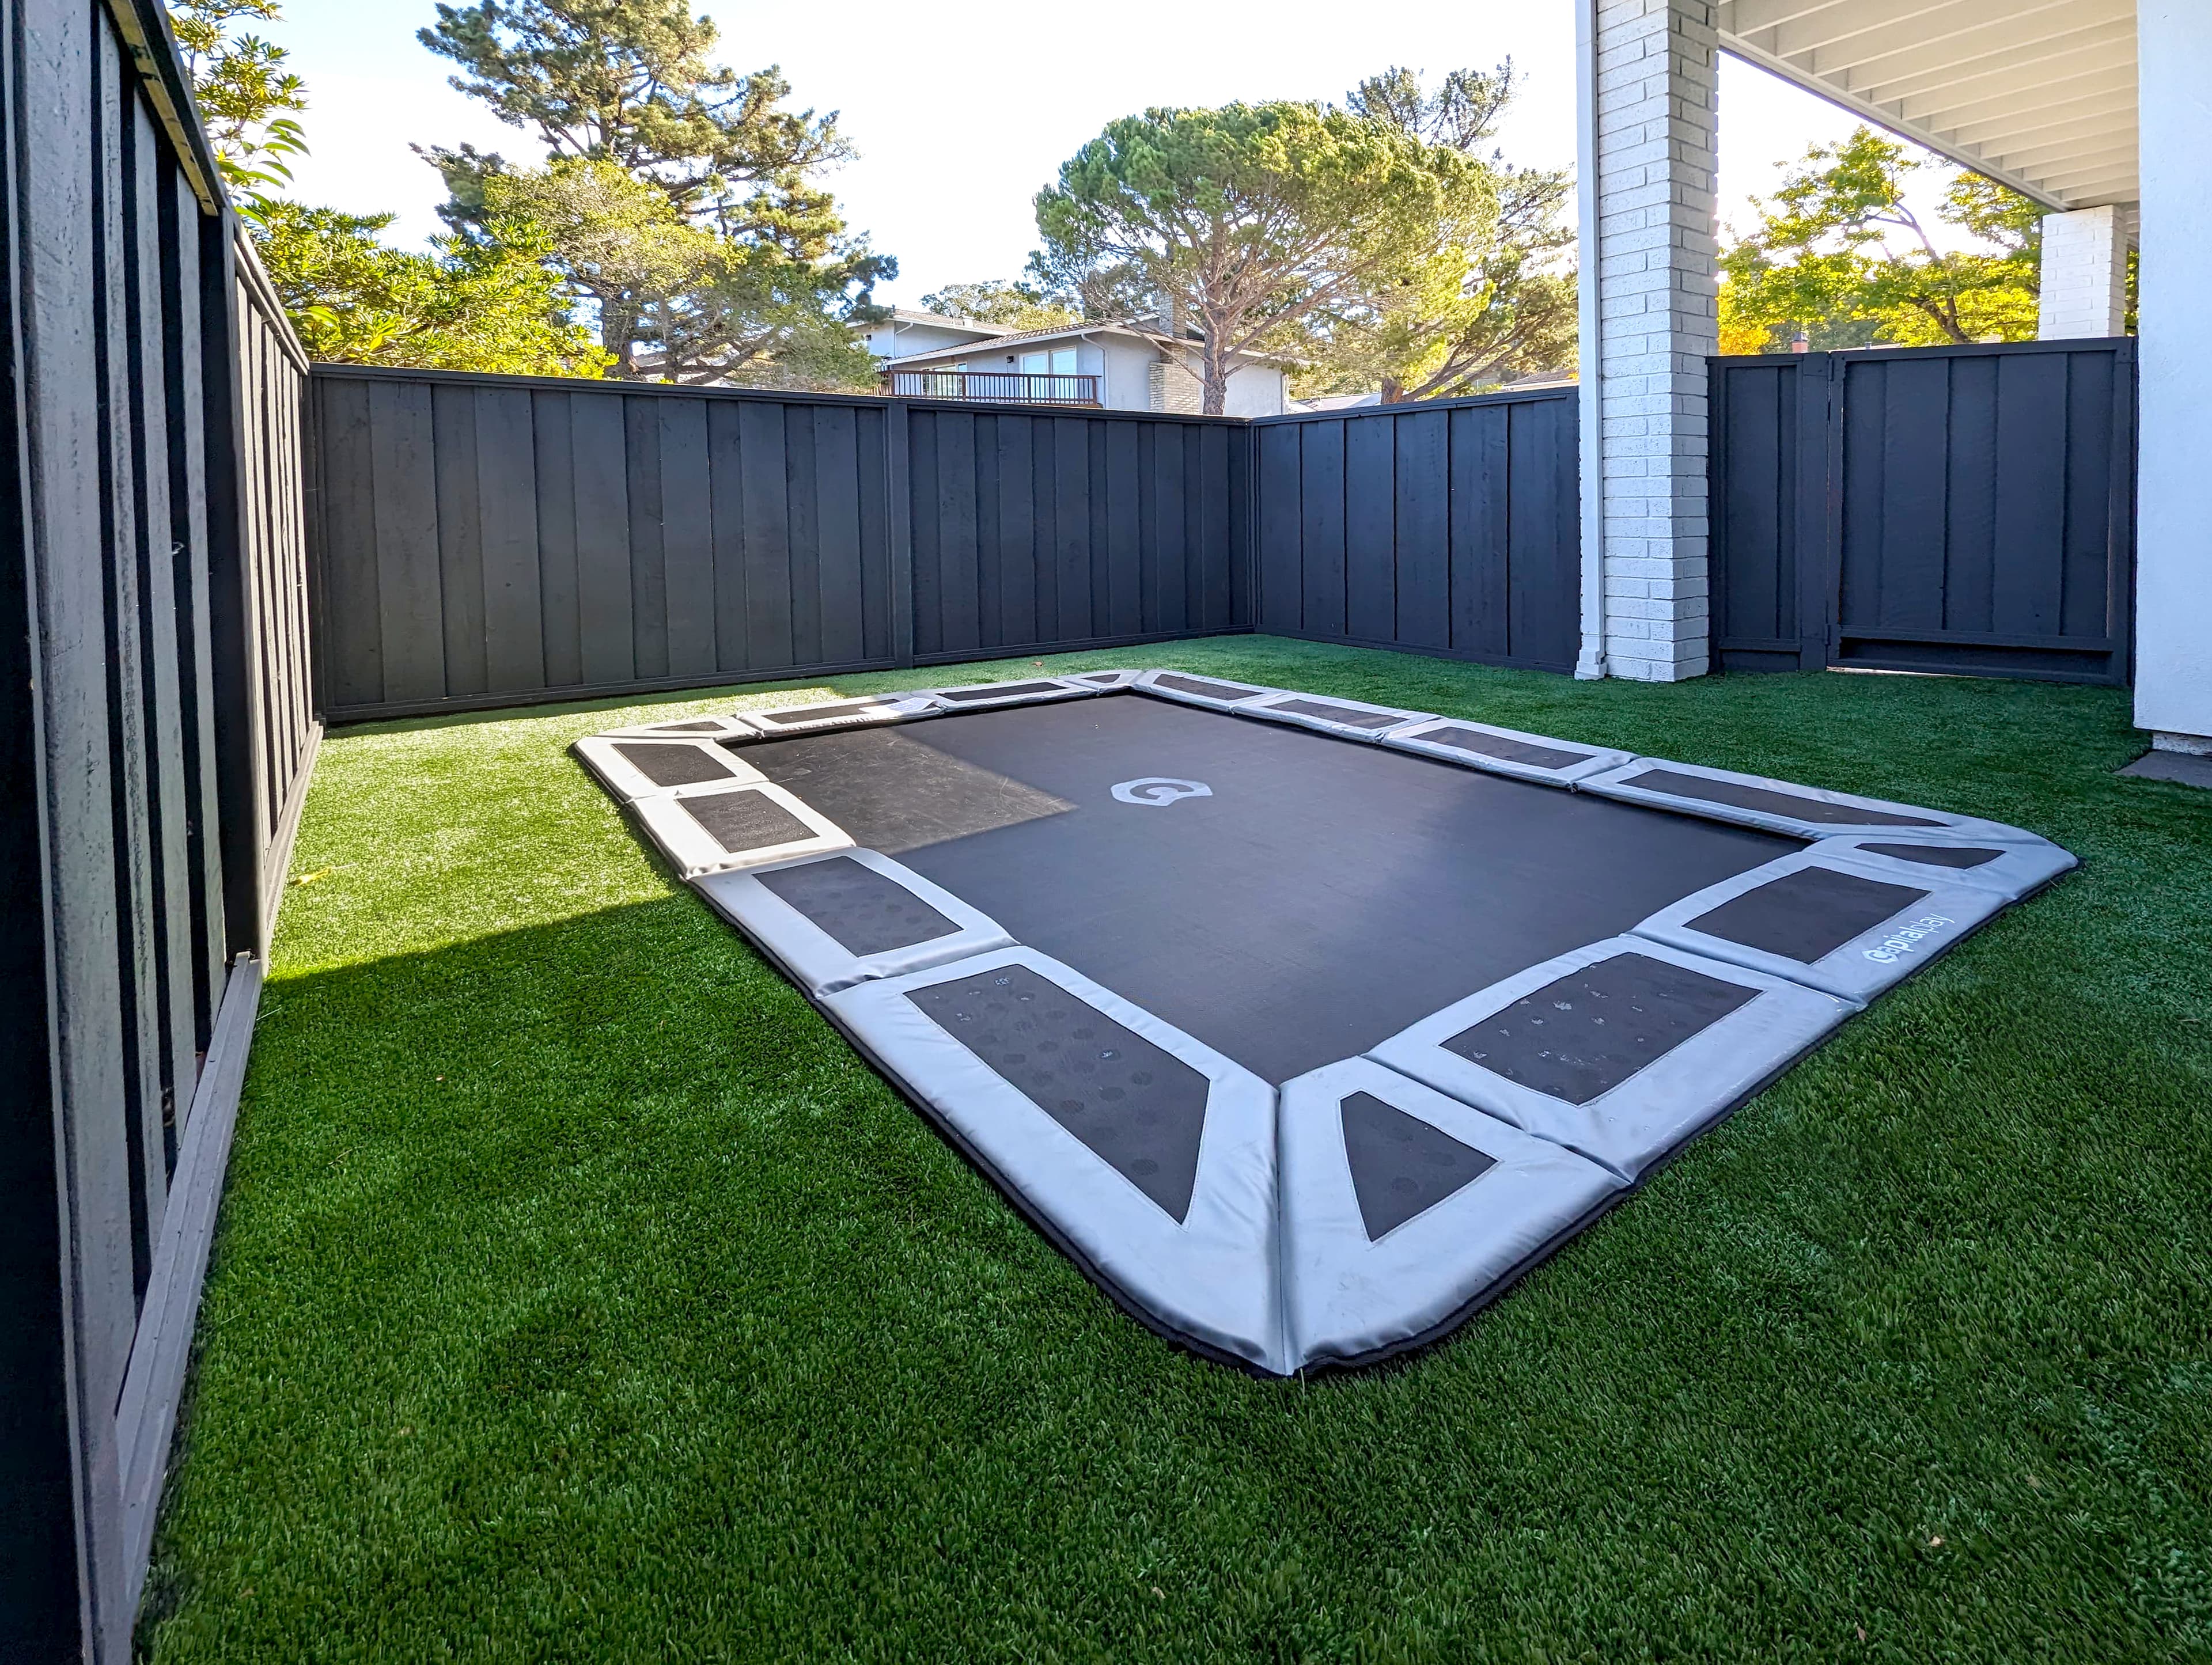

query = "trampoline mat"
[585,679,2070,1376]
[744,696,1791,1083]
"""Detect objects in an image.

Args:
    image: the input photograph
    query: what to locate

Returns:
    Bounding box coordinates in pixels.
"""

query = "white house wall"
[2135,1,2212,749]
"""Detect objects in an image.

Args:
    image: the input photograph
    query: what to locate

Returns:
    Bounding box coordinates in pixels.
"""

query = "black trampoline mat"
[744,696,1794,1083]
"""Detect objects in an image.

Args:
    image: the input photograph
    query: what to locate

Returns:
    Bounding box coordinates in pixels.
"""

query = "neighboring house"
[1289,392,1384,414]
[855,308,1021,362]
[873,310,1289,417]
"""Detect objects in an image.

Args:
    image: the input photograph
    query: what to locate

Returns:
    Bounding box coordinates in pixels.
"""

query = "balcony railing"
[884,369,1102,406]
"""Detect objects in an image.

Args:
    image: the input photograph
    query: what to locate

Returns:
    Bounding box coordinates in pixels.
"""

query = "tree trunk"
[1202,341,1229,416]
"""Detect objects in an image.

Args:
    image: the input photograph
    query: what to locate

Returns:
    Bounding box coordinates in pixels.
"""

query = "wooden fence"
[309,369,1253,720]
[1,0,317,1657]
[1251,389,1582,673]
[308,373,1581,719]
[1711,340,2137,684]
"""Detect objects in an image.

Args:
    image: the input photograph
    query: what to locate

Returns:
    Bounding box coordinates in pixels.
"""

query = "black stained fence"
[905,403,1249,665]
[2,0,317,1658]
[311,371,1253,719]
[1711,340,2136,685]
[1252,389,1581,674]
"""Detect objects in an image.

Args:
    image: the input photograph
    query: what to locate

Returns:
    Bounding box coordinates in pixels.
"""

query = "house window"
[1019,348,1080,376]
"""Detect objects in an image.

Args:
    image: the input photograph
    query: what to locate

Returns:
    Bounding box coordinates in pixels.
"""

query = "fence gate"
[1710,339,2137,685]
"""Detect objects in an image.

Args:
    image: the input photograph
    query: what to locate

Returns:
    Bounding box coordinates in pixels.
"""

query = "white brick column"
[2037,206,2128,340]
[1575,0,1719,682]
[2137,2,2212,750]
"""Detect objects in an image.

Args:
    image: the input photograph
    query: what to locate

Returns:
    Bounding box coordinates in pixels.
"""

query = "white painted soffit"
[1718,0,2139,211]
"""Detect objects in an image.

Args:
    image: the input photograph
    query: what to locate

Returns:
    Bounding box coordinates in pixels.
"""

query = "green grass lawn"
[141,638,2212,1663]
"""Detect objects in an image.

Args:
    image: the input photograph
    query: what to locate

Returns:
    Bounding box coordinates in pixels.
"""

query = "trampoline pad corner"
[826,946,1289,1374]
[1278,1057,1623,1369]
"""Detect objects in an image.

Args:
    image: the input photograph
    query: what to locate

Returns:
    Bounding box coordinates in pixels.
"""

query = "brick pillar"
[2037,207,2128,340]
[1577,0,1719,681]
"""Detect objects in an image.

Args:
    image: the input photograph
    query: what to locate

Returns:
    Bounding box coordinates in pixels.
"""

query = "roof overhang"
[1718,0,2139,211]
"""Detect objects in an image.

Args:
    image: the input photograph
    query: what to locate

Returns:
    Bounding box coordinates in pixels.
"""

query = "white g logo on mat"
[1111,777,1213,807]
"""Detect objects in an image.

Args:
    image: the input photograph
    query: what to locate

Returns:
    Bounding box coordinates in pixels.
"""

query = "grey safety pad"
[1631,845,2011,1002]
[1368,936,1851,1181]
[922,675,1099,710]
[691,848,1015,995]
[1070,667,1143,688]
[1819,833,2078,902]
[1581,757,2041,843]
[1132,668,1281,710]
[826,947,1286,1374]
[600,714,755,741]
[627,780,852,878]
[572,734,766,802]
[1245,691,1433,743]
[1277,1058,1623,1370]
[732,693,945,738]
[1384,718,1632,786]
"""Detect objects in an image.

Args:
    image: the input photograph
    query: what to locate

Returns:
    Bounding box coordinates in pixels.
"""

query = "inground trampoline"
[575,670,2074,1375]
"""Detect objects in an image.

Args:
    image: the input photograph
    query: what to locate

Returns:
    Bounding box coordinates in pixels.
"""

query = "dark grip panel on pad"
[1442,953,1758,1105]
[1624,768,1943,827]
[907,965,1209,1221]
[1153,673,1256,700]
[679,790,814,854]
[938,681,1064,703]
[756,856,959,954]
[1422,728,1593,771]
[1268,699,1402,729]
[1685,866,1930,964]
[1858,841,2002,869]
[1340,1093,1494,1241]
[613,742,740,787]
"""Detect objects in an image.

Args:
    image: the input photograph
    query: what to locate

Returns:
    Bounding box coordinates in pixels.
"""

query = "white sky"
[267,0,1960,305]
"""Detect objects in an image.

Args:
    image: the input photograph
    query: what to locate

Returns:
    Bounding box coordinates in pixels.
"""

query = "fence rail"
[884,369,1101,405]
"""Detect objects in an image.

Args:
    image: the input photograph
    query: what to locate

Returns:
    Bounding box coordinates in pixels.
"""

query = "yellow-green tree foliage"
[1719,127,2046,353]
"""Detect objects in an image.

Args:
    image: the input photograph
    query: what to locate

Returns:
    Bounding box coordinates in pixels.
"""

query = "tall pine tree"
[419,0,891,383]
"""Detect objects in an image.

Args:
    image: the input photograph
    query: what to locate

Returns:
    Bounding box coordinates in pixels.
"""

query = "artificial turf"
[141,638,2212,1662]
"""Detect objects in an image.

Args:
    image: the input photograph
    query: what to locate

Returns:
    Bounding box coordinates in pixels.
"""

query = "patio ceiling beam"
[1737,0,2081,66]
[1944,104,2142,156]
[1846,25,2133,105]
[1906,73,2139,136]
[1982,136,2139,177]
[1718,0,2139,209]
[1720,35,2071,207]
[1796,16,2117,89]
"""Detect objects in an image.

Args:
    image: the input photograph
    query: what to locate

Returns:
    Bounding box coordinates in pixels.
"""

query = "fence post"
[886,398,915,669]
[198,216,267,959]
[1790,352,1836,670]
